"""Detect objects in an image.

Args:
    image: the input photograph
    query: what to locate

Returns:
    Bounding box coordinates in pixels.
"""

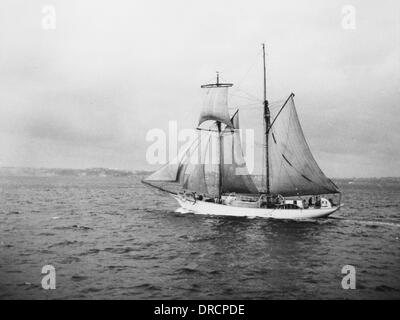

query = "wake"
[329,216,400,228]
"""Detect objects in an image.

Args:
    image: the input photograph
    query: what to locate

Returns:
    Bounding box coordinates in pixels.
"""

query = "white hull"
[172,195,341,220]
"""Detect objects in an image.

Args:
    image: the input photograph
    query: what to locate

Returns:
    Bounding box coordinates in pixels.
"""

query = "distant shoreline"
[0,167,399,180]
[0,167,151,177]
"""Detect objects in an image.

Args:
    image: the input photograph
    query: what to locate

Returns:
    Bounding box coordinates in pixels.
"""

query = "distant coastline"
[0,167,399,181]
[0,167,151,177]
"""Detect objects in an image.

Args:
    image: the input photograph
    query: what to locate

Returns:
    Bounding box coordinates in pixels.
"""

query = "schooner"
[143,45,342,219]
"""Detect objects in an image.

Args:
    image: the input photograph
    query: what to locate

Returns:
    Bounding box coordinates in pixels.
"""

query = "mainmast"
[216,120,222,201]
[215,71,222,201]
[262,43,270,195]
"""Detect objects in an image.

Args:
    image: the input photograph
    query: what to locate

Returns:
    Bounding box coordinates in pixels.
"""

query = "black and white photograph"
[0,0,399,304]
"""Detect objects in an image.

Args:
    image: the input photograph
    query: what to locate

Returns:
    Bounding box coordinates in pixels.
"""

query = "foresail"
[144,162,180,182]
[178,133,211,195]
[144,129,219,196]
[144,135,198,183]
[198,86,232,127]
[268,96,339,196]
[221,112,259,194]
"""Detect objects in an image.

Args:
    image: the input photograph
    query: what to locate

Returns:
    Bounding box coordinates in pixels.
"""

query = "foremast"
[215,73,223,201]
[200,72,233,202]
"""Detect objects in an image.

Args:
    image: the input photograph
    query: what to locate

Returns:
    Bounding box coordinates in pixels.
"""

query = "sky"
[0,0,399,178]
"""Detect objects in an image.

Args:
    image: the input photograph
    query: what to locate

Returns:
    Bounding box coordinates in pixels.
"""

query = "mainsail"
[267,95,338,196]
[234,94,339,196]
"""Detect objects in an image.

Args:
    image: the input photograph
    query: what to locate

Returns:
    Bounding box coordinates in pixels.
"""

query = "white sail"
[144,162,180,182]
[230,95,338,196]
[179,133,211,195]
[198,86,232,127]
[267,96,338,196]
[221,112,259,194]
[145,130,216,195]
[144,136,199,182]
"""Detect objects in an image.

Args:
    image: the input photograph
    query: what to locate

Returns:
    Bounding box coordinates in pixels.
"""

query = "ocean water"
[0,175,399,299]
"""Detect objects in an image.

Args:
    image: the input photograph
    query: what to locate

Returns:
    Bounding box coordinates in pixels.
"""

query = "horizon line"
[0,166,399,180]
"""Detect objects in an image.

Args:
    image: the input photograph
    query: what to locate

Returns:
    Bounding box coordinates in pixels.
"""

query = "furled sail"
[198,85,233,127]
[267,96,339,196]
[221,112,259,194]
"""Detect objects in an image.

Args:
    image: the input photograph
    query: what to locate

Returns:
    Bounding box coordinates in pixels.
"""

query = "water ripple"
[0,176,399,299]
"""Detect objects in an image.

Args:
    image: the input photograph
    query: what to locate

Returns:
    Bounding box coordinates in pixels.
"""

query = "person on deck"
[315,196,321,208]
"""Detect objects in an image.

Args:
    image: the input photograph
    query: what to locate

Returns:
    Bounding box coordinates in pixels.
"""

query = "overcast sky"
[0,0,399,177]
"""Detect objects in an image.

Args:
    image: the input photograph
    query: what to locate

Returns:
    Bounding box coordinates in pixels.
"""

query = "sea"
[0,174,399,299]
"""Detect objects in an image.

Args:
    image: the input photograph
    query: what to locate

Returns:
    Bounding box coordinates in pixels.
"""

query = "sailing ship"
[143,45,342,220]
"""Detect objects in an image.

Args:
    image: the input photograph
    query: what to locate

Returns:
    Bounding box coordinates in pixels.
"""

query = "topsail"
[198,84,233,128]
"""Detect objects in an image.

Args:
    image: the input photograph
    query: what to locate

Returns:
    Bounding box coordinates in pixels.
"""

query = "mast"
[216,71,222,201]
[199,72,233,200]
[262,43,270,195]
[217,120,222,201]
